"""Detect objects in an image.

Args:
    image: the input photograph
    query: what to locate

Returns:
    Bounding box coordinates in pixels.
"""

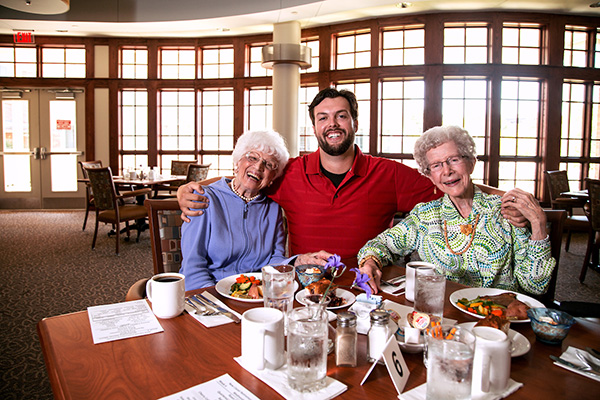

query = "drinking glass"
[414,265,445,326]
[426,325,475,400]
[286,306,328,392]
[262,265,295,315]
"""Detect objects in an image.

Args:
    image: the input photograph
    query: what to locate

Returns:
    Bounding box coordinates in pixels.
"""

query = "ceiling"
[0,0,598,38]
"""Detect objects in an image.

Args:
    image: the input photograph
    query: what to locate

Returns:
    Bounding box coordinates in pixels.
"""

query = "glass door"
[0,89,85,209]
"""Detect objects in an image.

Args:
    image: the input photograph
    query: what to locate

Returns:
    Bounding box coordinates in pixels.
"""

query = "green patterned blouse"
[357,187,555,295]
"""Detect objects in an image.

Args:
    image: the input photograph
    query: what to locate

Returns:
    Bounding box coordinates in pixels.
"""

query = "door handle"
[38,147,84,160]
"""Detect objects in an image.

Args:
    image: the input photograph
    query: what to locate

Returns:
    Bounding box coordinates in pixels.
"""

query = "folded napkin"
[348,301,379,334]
[381,281,406,295]
[553,346,600,382]
[399,379,522,400]
[185,291,242,328]
[234,356,347,400]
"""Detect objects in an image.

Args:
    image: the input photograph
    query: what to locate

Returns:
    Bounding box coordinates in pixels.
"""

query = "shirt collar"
[306,145,367,177]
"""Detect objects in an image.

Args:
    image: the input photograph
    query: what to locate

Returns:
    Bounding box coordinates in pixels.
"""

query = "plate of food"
[296,288,356,310]
[449,288,545,323]
[215,272,299,303]
[458,321,531,357]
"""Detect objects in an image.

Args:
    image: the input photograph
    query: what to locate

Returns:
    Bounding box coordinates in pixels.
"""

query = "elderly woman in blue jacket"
[180,130,331,290]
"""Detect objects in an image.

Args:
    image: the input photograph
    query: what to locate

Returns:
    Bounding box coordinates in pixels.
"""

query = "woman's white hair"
[231,130,290,178]
[413,125,477,175]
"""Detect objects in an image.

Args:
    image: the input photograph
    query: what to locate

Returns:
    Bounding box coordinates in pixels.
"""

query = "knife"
[550,355,600,376]
[196,294,240,324]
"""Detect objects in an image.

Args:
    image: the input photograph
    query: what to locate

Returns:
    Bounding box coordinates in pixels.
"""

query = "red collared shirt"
[267,146,440,258]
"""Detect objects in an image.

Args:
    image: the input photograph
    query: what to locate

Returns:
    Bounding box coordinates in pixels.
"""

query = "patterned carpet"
[0,210,598,399]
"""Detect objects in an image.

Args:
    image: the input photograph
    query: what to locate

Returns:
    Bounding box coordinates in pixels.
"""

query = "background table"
[38,263,600,399]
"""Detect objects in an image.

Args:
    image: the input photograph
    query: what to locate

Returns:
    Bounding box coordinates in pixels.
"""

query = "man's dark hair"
[308,87,359,125]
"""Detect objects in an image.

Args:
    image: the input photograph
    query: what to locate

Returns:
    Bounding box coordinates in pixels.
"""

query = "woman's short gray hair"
[231,130,290,178]
[413,125,477,175]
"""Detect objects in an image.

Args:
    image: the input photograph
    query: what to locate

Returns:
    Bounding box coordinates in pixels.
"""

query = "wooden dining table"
[37,261,600,400]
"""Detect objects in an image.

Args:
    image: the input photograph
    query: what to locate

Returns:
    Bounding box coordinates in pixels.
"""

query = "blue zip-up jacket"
[180,177,293,291]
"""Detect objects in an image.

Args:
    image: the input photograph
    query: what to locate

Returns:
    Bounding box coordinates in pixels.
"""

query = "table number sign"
[360,335,410,395]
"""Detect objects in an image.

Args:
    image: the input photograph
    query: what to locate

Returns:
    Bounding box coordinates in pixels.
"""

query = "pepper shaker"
[335,311,357,367]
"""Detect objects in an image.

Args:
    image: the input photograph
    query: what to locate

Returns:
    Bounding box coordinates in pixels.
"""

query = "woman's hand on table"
[359,259,382,294]
[177,181,209,222]
[294,250,333,267]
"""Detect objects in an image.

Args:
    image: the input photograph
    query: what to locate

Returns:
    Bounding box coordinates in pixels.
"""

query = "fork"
[575,350,600,373]
[185,297,217,316]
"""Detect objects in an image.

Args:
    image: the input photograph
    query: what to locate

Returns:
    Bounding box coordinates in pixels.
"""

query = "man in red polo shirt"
[177,88,518,266]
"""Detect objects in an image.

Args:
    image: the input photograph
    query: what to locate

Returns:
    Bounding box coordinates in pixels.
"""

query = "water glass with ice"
[414,265,445,326]
[426,325,476,400]
[286,306,328,392]
[262,265,295,315]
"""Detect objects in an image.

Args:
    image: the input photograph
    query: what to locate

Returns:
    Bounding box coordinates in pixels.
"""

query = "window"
[121,48,148,79]
[120,90,148,173]
[444,23,489,64]
[200,46,234,79]
[0,46,36,77]
[247,87,273,131]
[160,48,195,79]
[41,46,85,78]
[498,79,541,192]
[298,85,320,152]
[564,26,588,68]
[335,30,371,70]
[199,88,234,177]
[502,23,542,65]
[159,90,196,171]
[381,25,425,66]
[561,82,585,159]
[442,79,489,182]
[301,38,319,73]
[379,79,424,155]
[248,43,272,77]
[596,29,600,68]
[336,81,371,152]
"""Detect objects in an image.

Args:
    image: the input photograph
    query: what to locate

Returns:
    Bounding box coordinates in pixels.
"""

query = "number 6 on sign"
[382,336,410,394]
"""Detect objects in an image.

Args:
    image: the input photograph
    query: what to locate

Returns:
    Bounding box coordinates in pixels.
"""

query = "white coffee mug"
[472,326,511,394]
[146,273,185,319]
[405,261,435,302]
[241,307,285,370]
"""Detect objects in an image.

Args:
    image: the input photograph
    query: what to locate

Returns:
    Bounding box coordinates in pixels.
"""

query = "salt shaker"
[367,309,393,364]
[336,311,357,367]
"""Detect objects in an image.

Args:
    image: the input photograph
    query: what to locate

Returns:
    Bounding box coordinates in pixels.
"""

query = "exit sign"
[14,31,34,44]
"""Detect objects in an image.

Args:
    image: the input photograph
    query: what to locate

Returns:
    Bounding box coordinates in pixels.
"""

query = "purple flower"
[351,268,372,299]
[325,254,343,271]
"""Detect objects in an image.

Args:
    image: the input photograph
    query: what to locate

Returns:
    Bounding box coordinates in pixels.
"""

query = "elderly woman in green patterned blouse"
[357,125,555,295]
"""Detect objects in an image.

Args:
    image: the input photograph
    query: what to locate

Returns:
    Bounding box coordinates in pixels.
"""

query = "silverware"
[550,355,600,376]
[382,275,406,286]
[576,350,600,373]
[186,297,217,316]
[196,294,241,324]
[586,347,600,360]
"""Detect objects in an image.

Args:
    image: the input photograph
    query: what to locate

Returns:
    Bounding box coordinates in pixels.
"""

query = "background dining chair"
[185,163,211,183]
[153,160,198,198]
[125,176,226,300]
[78,160,103,231]
[544,170,590,251]
[86,167,151,255]
[580,177,600,283]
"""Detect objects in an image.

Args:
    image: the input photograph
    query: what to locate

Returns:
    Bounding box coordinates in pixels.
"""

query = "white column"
[262,21,311,157]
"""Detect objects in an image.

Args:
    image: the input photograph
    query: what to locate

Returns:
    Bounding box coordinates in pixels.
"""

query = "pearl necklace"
[443,214,480,255]
[230,178,260,202]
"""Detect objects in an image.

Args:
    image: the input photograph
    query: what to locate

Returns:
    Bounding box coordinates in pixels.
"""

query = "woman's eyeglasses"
[427,155,466,174]
[244,152,278,171]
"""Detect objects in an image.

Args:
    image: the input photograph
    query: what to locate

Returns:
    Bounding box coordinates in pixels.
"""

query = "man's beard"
[317,129,355,156]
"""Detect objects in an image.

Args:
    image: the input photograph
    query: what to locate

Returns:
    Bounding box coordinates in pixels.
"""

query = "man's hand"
[358,259,382,294]
[176,181,209,223]
[294,250,334,267]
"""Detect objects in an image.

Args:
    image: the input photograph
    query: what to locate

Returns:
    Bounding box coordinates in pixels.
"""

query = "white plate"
[458,322,531,357]
[295,288,356,310]
[449,288,545,323]
[215,272,299,303]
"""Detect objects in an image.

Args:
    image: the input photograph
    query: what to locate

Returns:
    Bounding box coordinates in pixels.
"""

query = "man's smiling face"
[312,96,357,157]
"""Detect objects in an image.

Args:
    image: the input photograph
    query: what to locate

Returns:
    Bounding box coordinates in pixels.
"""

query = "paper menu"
[87,300,164,344]
[159,374,261,400]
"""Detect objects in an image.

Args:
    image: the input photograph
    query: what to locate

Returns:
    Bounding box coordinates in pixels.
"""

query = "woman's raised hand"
[501,188,547,240]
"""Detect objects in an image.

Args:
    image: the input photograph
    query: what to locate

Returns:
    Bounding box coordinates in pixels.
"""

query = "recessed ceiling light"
[396,2,412,8]
[590,2,600,8]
